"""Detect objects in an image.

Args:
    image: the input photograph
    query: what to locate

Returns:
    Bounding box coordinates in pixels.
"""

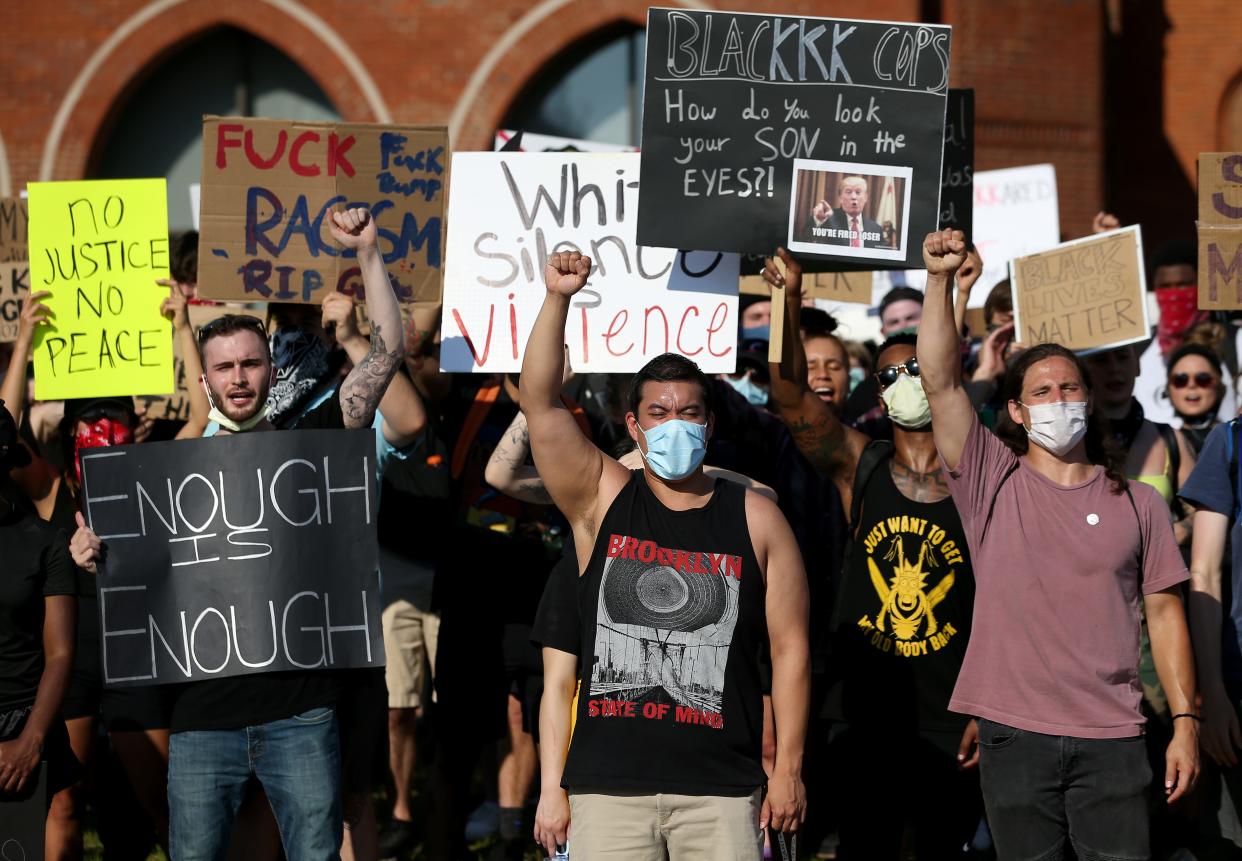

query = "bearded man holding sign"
[70,207,404,860]
[917,228,1199,860]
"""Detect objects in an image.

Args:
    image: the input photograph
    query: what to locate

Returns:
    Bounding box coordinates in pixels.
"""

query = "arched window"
[92,27,339,231]
[503,26,646,147]
[1222,71,1242,150]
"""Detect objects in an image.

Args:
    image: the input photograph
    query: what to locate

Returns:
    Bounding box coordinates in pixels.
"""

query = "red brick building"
[5,0,1241,249]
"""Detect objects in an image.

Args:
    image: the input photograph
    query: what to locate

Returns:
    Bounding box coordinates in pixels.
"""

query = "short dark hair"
[876,332,918,365]
[983,279,1013,323]
[879,286,924,318]
[1150,239,1196,275]
[198,314,271,364]
[799,307,839,338]
[627,353,713,416]
[170,231,198,285]
[1167,342,1223,377]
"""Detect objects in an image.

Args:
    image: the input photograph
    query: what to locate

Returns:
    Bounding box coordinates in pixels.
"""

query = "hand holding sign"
[543,252,592,297]
[0,733,40,794]
[924,229,968,278]
[158,281,190,332]
[325,207,377,252]
[762,248,803,300]
[16,291,53,347]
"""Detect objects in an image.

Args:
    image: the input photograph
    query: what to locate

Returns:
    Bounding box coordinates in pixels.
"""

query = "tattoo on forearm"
[785,409,845,476]
[341,324,401,427]
[889,459,951,503]
[515,478,553,503]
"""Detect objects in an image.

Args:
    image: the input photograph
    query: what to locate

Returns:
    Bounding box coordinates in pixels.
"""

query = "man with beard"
[70,208,405,860]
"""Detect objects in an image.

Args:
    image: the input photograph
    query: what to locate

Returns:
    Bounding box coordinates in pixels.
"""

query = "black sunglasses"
[876,357,921,388]
[1169,371,1217,389]
[197,315,268,343]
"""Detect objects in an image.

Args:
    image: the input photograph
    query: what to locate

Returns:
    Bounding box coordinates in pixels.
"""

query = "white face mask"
[880,374,931,429]
[1021,400,1088,457]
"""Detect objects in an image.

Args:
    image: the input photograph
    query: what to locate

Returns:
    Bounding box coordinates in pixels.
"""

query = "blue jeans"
[168,706,342,861]
[978,718,1151,861]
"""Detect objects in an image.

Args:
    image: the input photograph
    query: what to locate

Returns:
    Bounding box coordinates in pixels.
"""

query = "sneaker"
[378,817,418,860]
[465,800,501,842]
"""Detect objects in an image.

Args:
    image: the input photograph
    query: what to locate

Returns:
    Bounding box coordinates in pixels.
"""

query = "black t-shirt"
[168,399,349,733]
[835,453,974,733]
[0,508,75,711]
[532,472,767,795]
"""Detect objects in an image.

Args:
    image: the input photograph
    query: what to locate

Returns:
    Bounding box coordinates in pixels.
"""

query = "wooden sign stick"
[767,256,787,364]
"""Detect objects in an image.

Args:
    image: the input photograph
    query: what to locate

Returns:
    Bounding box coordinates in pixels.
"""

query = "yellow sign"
[29,179,173,399]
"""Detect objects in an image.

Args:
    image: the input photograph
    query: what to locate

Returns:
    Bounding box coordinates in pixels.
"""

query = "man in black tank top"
[523,252,810,860]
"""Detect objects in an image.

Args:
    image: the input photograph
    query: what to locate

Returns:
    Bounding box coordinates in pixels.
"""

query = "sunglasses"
[1169,372,1217,389]
[197,315,269,343]
[876,357,920,388]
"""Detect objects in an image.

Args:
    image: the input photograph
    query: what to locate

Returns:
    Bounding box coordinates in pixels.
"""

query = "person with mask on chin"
[764,254,982,859]
[919,228,1199,861]
[524,251,809,861]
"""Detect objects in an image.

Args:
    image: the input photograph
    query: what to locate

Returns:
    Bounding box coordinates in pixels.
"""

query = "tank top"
[562,471,767,795]
[835,455,974,733]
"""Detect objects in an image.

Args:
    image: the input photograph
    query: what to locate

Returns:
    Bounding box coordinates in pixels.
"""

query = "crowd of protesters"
[3,188,1242,861]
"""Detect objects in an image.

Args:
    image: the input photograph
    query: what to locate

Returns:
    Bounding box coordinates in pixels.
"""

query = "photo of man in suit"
[800,175,886,249]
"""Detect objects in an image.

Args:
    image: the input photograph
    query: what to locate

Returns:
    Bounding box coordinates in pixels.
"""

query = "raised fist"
[325,207,378,251]
[543,252,592,297]
[923,229,967,278]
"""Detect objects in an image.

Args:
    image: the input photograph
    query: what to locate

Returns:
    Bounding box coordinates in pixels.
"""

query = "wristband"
[1171,713,1201,723]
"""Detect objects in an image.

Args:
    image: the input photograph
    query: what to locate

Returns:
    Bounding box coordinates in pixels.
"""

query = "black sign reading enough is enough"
[638,8,952,269]
[81,429,383,687]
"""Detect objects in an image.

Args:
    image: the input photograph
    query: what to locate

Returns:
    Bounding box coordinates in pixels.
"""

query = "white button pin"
[1086,513,1100,526]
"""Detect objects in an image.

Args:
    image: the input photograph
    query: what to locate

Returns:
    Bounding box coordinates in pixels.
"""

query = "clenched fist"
[543,252,592,297]
[923,229,968,278]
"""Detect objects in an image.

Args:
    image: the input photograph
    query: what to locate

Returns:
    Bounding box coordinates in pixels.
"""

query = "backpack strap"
[848,440,895,537]
[980,460,1021,543]
[1155,422,1185,519]
[1124,484,1145,590]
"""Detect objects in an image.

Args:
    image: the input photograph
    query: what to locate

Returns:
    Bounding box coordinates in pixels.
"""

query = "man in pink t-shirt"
[916,228,1200,861]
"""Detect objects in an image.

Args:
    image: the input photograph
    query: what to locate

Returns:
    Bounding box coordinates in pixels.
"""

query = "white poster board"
[443,153,740,373]
[493,130,637,153]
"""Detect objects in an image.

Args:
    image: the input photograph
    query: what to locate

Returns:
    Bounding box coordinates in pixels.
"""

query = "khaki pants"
[381,599,440,709]
[568,788,763,860]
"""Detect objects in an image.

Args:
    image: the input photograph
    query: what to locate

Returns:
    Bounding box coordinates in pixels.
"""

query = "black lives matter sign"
[638,9,951,268]
[81,430,383,687]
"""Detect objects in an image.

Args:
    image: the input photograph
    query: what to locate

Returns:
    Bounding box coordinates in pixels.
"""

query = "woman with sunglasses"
[1166,344,1226,456]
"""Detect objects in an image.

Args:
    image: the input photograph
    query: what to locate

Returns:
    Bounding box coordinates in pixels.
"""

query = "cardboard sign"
[442,152,740,373]
[134,304,263,421]
[0,263,29,343]
[28,180,174,400]
[0,763,46,858]
[0,197,28,262]
[494,130,637,153]
[198,116,447,305]
[739,270,871,304]
[1198,153,1242,310]
[637,8,951,269]
[81,430,383,687]
[1010,225,1148,353]
[940,89,974,236]
[2,198,32,344]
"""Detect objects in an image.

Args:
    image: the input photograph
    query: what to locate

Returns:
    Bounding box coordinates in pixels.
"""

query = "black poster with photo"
[940,88,974,237]
[637,8,951,269]
[81,430,384,688]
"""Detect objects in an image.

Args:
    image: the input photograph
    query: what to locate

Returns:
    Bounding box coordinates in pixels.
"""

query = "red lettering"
[604,310,632,356]
[709,552,724,575]
[451,307,494,366]
[637,541,656,563]
[643,306,669,354]
[642,702,659,719]
[289,131,322,177]
[656,547,674,566]
[656,703,671,720]
[623,537,639,559]
[691,552,710,575]
[328,133,357,178]
[607,534,626,558]
[244,129,288,169]
[676,305,704,356]
[674,549,691,573]
[588,700,600,717]
[509,293,519,359]
[215,123,244,169]
[726,555,742,580]
[706,302,732,357]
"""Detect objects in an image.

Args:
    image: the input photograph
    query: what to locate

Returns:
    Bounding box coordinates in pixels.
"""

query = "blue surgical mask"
[741,325,770,342]
[724,372,769,406]
[848,366,866,394]
[639,419,709,481]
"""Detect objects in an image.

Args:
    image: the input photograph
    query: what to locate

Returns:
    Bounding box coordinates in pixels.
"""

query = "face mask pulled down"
[638,419,708,481]
[1022,400,1088,457]
[881,374,932,429]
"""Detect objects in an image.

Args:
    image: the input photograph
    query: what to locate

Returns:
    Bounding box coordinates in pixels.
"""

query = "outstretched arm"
[485,410,552,504]
[1,291,51,427]
[917,230,975,470]
[330,208,405,429]
[763,249,861,506]
[520,252,626,528]
[160,282,210,440]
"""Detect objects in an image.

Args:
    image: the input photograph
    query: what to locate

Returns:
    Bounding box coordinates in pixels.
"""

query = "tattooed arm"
[484,411,554,504]
[764,248,864,506]
[327,208,406,430]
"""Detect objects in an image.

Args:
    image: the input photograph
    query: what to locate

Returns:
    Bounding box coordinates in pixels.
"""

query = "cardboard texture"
[0,262,29,343]
[1010,225,1148,354]
[28,179,174,400]
[0,196,28,262]
[198,116,447,305]
[739,270,871,303]
[1198,153,1242,310]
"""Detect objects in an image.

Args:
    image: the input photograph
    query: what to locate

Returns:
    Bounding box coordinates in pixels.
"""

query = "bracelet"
[1171,713,1202,723]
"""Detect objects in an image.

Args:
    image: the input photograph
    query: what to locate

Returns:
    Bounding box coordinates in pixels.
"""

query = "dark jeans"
[977,719,1151,861]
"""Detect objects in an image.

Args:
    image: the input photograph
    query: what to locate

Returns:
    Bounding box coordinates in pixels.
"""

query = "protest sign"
[1198,153,1242,310]
[81,429,383,687]
[1010,225,1148,354]
[0,764,46,859]
[189,183,201,231]
[940,89,974,236]
[739,270,871,303]
[28,179,173,400]
[134,304,263,421]
[0,197,28,263]
[198,116,447,305]
[494,130,637,153]
[442,152,740,373]
[1,197,31,343]
[637,8,951,269]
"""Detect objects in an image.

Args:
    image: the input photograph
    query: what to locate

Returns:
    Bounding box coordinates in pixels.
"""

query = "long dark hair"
[994,343,1128,494]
